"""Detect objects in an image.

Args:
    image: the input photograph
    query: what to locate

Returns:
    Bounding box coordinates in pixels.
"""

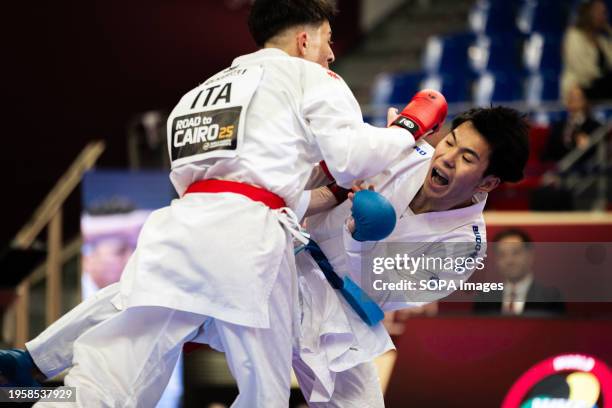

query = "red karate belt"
[182,179,286,354]
[184,179,286,209]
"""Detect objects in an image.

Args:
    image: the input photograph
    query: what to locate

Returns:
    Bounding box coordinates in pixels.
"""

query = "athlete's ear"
[476,174,500,193]
[297,30,309,57]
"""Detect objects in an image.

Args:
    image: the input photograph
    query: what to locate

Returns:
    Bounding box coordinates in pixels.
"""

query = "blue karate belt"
[303,239,384,326]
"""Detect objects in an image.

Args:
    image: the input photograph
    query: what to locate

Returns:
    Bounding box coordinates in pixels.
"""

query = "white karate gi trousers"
[292,357,384,408]
[28,250,296,408]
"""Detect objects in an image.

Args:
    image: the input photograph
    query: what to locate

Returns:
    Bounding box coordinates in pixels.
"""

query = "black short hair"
[451,106,530,183]
[248,0,337,47]
[493,228,533,249]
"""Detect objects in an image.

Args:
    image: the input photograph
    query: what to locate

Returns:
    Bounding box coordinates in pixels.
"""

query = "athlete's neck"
[409,186,473,215]
[263,28,304,58]
[263,43,299,58]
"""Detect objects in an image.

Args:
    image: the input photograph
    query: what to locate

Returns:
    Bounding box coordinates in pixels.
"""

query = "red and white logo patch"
[327,70,341,80]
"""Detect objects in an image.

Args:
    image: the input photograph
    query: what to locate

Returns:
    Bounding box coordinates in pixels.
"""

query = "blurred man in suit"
[541,85,601,164]
[474,228,565,316]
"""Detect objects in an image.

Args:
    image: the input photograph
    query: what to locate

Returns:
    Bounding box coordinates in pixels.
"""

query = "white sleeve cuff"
[295,190,311,221]
[342,221,377,253]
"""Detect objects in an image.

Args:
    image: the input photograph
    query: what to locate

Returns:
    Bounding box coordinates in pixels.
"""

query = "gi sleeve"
[301,64,416,188]
[304,163,333,190]
[294,190,311,221]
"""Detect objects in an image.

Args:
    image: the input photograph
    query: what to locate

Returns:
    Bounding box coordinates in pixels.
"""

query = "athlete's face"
[422,121,499,209]
[301,20,335,69]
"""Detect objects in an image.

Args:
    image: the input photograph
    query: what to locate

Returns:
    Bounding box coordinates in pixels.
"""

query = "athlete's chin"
[423,178,450,198]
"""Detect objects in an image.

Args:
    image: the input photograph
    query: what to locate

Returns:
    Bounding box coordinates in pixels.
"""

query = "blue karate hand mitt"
[351,190,397,242]
[341,276,385,326]
[0,349,40,387]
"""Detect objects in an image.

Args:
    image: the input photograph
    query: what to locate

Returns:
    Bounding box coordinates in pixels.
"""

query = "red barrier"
[385,317,612,407]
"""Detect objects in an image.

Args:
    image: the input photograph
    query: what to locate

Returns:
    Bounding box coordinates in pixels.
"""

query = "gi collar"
[231,48,291,66]
[407,192,488,233]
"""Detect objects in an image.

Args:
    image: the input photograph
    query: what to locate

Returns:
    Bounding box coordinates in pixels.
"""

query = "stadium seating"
[369,0,612,211]
[468,0,522,36]
[372,0,578,110]
[423,33,475,76]
[371,72,424,106]
[518,0,571,35]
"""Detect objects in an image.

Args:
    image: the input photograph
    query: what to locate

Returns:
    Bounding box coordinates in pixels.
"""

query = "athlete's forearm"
[304,185,338,218]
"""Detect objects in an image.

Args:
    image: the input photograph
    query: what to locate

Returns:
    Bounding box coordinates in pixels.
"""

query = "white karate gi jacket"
[115,48,417,329]
[296,139,488,401]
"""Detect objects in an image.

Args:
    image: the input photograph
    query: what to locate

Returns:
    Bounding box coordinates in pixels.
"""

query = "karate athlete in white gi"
[0,1,448,407]
[291,106,530,407]
[0,107,523,408]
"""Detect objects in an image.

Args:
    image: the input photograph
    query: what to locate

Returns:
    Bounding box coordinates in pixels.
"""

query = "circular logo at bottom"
[503,354,612,408]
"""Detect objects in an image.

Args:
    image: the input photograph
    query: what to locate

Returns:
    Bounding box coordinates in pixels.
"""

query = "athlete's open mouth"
[432,167,449,186]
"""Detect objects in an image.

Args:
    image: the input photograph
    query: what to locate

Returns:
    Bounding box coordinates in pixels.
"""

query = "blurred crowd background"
[2,0,612,407]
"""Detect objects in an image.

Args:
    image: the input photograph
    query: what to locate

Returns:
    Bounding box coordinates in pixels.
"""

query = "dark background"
[1,0,361,248]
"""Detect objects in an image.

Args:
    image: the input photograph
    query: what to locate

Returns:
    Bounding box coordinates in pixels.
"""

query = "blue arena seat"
[423,33,475,76]
[422,36,443,74]
[518,0,572,34]
[525,72,561,106]
[469,0,523,35]
[473,71,525,105]
[371,72,424,106]
[438,33,475,76]
[523,32,562,77]
[490,70,526,102]
[469,34,526,75]
[422,72,474,104]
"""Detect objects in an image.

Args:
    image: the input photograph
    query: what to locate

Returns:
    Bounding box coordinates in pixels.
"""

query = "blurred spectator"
[533,85,602,210]
[561,0,612,101]
[541,85,602,162]
[474,229,565,316]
